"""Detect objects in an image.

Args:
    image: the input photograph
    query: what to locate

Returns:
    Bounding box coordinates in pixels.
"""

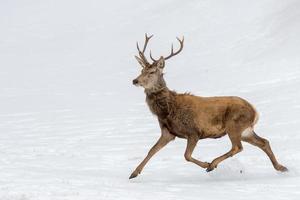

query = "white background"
[0,0,299,199]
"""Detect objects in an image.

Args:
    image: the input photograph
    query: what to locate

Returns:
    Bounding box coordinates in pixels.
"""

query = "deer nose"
[133,79,139,85]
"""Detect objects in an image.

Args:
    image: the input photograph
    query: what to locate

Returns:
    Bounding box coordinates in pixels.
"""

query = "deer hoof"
[206,167,214,172]
[206,163,217,172]
[129,170,140,179]
[276,164,288,172]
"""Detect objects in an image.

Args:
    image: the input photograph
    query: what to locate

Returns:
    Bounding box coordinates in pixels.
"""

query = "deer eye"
[149,71,156,74]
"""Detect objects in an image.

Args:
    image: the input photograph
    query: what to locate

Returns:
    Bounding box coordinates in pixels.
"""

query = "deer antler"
[150,36,184,62]
[136,33,153,64]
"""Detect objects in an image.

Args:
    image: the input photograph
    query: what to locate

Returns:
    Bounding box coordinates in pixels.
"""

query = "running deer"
[129,34,287,179]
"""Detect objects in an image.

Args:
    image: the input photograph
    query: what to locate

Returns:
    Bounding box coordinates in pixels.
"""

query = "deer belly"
[204,131,227,139]
[201,126,227,139]
[164,118,199,139]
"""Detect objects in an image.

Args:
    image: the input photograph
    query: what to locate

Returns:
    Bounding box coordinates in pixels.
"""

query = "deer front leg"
[129,128,175,179]
[184,135,210,168]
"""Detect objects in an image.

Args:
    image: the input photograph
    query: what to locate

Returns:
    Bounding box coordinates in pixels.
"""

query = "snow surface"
[0,0,300,199]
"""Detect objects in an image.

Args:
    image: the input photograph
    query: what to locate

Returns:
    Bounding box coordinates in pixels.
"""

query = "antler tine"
[164,36,184,60]
[143,34,153,52]
[136,34,153,52]
[136,42,141,53]
[150,50,157,62]
[136,33,153,63]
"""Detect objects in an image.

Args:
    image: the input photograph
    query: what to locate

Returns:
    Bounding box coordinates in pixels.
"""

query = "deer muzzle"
[132,79,139,85]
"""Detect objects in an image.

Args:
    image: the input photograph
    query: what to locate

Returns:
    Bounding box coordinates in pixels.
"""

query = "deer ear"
[135,56,146,68]
[157,56,165,70]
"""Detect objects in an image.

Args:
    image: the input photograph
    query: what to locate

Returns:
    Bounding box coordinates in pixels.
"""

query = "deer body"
[146,88,256,140]
[129,34,287,179]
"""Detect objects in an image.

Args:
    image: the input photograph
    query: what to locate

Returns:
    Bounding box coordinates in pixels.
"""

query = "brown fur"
[146,89,256,140]
[129,35,287,179]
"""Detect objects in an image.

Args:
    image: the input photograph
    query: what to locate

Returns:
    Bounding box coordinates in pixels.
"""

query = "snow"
[0,0,300,199]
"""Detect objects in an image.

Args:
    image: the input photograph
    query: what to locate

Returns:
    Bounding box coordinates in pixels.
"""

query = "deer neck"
[145,79,175,118]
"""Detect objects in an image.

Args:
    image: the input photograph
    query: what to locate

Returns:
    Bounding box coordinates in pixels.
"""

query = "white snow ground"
[0,0,300,199]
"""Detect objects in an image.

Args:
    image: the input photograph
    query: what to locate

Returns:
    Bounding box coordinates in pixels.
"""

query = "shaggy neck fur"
[144,75,177,119]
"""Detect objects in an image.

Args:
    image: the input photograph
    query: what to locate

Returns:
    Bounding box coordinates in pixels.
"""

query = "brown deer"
[129,34,287,179]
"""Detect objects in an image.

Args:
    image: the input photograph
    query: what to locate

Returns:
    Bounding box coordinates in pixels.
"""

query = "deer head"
[132,34,184,90]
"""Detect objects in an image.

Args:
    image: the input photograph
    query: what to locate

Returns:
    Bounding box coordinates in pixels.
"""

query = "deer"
[129,34,288,179]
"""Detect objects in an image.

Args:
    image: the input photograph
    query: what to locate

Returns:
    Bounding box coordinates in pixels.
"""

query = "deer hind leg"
[241,130,288,172]
[206,126,243,172]
[129,128,175,179]
[184,135,210,169]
